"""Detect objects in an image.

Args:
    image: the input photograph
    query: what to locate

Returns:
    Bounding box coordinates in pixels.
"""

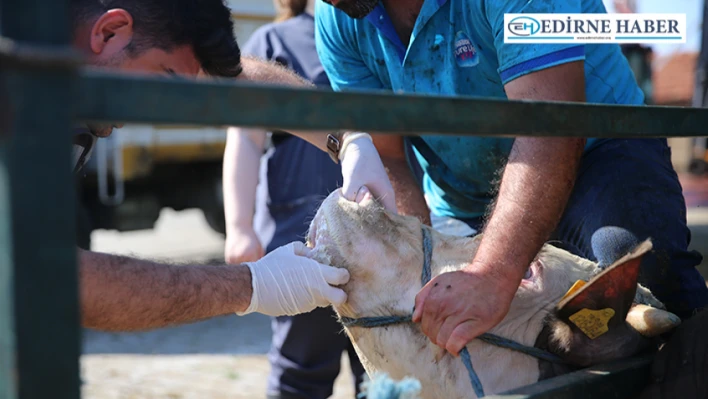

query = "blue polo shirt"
[314,0,645,219]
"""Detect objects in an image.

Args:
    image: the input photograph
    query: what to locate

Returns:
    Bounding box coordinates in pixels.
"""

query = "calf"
[306,188,681,399]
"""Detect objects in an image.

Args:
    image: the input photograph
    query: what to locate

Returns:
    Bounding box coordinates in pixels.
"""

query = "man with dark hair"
[69,0,397,331]
[70,0,243,79]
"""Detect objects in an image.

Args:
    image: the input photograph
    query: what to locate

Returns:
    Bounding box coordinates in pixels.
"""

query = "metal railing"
[1,0,705,398]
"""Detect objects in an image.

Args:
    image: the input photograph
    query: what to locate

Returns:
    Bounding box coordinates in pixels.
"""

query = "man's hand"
[340,133,397,212]
[225,227,265,264]
[235,59,396,210]
[238,242,351,317]
[411,61,587,354]
[412,265,518,355]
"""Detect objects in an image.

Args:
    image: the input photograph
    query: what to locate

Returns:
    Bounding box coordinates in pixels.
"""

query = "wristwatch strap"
[326,131,346,164]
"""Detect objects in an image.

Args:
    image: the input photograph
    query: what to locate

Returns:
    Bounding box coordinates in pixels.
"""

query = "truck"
[75,0,276,249]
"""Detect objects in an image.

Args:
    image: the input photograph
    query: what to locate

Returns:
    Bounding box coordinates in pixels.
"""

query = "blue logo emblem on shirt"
[454,31,479,67]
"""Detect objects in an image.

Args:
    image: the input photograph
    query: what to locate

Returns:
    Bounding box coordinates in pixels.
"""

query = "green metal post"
[0,105,17,399]
[76,70,708,138]
[0,0,81,398]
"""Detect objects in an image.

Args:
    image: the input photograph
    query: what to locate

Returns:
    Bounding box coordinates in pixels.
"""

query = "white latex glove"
[340,133,397,212]
[237,242,350,317]
[225,227,265,264]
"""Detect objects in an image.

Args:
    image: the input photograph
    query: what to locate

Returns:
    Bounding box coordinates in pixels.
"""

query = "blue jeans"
[431,139,708,320]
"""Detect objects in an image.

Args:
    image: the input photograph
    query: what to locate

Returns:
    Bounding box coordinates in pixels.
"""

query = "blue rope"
[341,315,413,328]
[420,227,432,286]
[459,348,485,397]
[340,227,567,398]
[340,315,565,364]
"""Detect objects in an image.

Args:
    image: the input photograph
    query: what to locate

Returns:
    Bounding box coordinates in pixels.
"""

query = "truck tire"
[201,175,226,236]
[76,201,93,250]
[203,207,226,236]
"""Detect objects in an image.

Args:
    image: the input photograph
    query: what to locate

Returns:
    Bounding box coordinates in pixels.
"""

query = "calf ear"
[550,239,658,366]
[556,239,652,326]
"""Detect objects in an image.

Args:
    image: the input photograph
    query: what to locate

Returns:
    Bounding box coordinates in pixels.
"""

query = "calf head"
[307,188,680,388]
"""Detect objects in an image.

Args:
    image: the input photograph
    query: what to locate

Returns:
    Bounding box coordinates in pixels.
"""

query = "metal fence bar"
[0,131,17,399]
[487,354,653,399]
[74,68,708,137]
[0,0,81,398]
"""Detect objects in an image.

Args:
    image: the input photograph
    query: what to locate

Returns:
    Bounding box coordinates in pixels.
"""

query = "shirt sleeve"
[241,25,275,60]
[485,0,586,85]
[314,2,384,92]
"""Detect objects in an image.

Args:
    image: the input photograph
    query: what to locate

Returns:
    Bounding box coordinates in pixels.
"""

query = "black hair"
[71,0,242,77]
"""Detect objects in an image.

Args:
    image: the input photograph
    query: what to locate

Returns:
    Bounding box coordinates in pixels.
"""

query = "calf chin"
[307,191,427,321]
[546,315,653,368]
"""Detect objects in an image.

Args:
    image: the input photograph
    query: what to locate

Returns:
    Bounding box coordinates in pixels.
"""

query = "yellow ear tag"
[569,308,616,339]
[559,280,587,303]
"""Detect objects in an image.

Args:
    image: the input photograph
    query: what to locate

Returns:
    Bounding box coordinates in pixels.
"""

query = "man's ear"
[89,9,134,56]
[547,240,675,366]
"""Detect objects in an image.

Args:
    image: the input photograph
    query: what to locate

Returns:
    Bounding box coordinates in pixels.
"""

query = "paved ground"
[82,175,708,399]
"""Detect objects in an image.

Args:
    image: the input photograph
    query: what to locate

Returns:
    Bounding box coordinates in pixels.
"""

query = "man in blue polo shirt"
[314,0,708,355]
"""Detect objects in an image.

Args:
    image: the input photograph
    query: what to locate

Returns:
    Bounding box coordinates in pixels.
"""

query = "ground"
[81,354,355,399]
[82,177,708,399]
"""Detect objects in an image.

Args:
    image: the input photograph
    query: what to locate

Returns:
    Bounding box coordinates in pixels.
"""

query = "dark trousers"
[266,308,366,399]
[639,308,708,399]
[255,136,366,399]
[432,138,708,320]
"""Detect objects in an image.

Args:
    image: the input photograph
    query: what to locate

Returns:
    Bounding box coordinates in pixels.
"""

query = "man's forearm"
[472,138,585,283]
[238,57,360,152]
[79,249,252,332]
[239,56,314,89]
[474,61,588,286]
[237,57,328,150]
[382,156,431,225]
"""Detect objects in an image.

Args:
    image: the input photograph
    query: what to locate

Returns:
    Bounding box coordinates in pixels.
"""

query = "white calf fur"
[307,189,680,399]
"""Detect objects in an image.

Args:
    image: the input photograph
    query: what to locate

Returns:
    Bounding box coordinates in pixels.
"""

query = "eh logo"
[508,16,541,36]
[454,31,479,67]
